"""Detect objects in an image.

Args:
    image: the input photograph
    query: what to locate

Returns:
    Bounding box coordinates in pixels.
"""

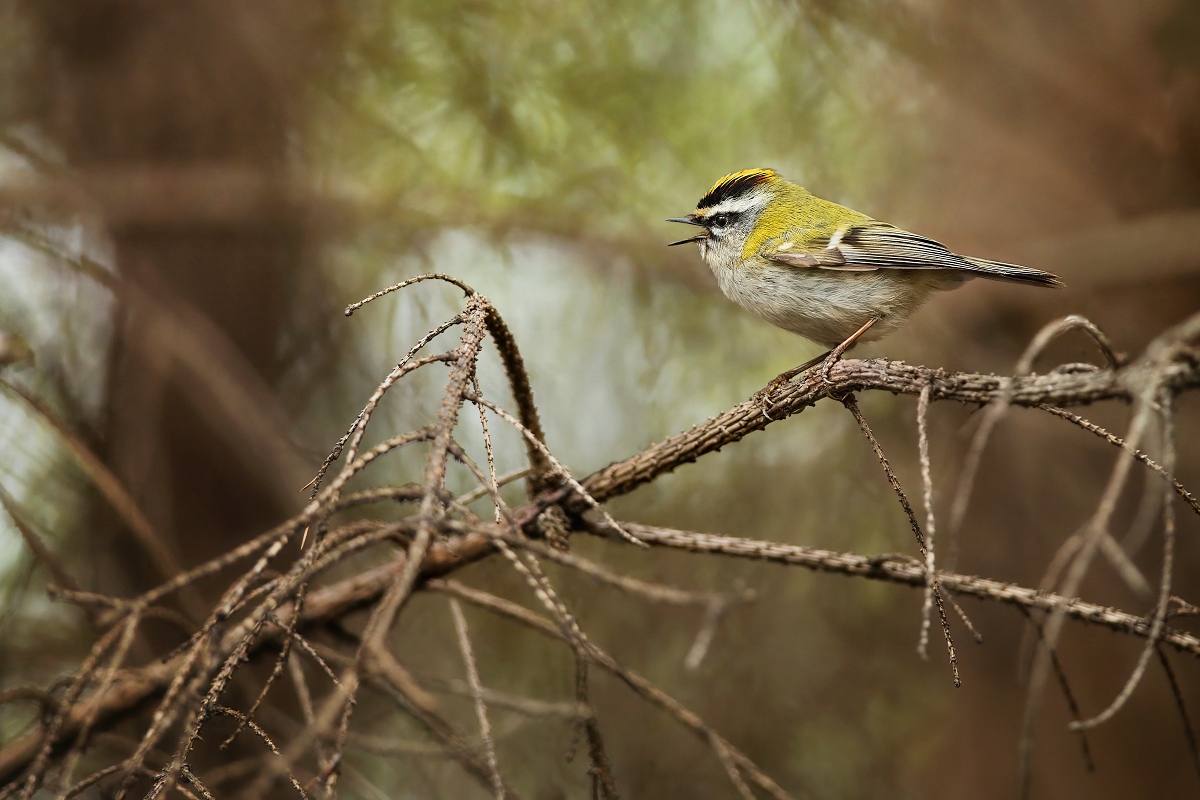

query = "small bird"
[668,168,1061,391]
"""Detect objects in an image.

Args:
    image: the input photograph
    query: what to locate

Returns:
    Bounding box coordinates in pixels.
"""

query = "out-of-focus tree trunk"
[22,1,326,603]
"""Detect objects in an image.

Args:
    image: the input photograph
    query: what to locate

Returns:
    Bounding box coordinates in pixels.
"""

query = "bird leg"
[752,317,880,419]
[762,351,829,394]
[819,317,878,384]
[753,351,826,418]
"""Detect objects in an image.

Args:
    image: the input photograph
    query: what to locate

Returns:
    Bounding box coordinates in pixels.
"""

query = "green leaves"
[311,0,909,251]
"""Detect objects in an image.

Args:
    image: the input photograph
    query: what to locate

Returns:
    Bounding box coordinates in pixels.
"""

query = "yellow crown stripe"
[697,168,777,209]
[706,168,775,197]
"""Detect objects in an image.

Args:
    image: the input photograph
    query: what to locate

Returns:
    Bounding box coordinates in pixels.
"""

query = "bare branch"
[3,276,1199,800]
[615,525,1200,657]
[578,353,1200,507]
[432,580,793,800]
[449,599,505,799]
[842,394,959,686]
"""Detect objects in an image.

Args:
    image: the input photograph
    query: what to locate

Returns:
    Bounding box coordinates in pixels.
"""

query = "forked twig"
[842,394,959,686]
[1069,394,1177,732]
[618,524,1200,655]
[1017,310,1200,797]
[432,580,793,800]
[949,314,1120,541]
[468,393,645,548]
[4,273,1200,800]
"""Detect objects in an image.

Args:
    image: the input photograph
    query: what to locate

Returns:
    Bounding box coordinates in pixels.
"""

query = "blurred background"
[1,0,1199,797]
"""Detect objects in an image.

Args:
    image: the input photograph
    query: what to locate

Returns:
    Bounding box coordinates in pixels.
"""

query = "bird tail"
[962,256,1063,288]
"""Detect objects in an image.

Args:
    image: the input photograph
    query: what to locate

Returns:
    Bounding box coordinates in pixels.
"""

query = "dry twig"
[3,280,1199,800]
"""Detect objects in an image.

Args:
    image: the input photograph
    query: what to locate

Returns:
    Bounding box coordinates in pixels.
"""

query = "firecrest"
[668,169,1061,385]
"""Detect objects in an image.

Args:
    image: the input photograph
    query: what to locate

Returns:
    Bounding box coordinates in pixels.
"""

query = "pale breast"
[713,258,967,349]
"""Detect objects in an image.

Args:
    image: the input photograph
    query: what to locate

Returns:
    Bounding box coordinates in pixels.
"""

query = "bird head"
[667,168,783,266]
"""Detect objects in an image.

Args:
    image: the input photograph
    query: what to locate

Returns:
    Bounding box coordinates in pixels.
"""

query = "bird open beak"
[666,215,707,246]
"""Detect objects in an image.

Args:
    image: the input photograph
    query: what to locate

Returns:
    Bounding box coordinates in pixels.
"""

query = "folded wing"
[765,222,1062,287]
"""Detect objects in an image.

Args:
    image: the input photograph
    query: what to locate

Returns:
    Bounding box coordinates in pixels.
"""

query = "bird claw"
[755,344,849,416]
[752,377,790,420]
[752,388,774,421]
[820,357,838,385]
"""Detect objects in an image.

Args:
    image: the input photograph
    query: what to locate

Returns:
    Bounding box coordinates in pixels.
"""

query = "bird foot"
[819,352,841,385]
[751,375,795,420]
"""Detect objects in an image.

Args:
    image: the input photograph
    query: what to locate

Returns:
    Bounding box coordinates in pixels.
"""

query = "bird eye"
[711,213,730,227]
